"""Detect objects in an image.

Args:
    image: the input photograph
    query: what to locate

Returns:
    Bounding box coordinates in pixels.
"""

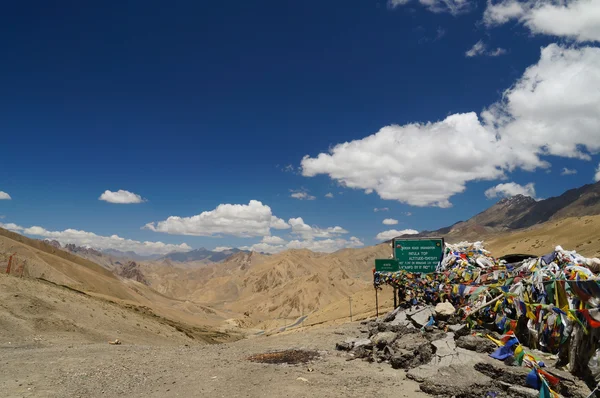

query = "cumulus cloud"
[484,0,600,42]
[270,216,291,230]
[261,235,286,245]
[485,182,537,199]
[383,218,399,225]
[241,236,364,254]
[144,200,290,237]
[0,191,11,200]
[595,163,600,182]
[466,40,507,57]
[99,190,145,204]
[237,218,358,254]
[374,208,389,212]
[389,0,474,15]
[301,44,600,208]
[325,192,334,198]
[375,229,420,241]
[561,167,578,175]
[286,236,364,252]
[1,223,23,231]
[213,246,232,252]
[288,217,348,240]
[0,223,191,256]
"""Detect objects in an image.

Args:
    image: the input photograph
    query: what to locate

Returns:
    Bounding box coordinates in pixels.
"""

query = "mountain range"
[2,180,600,334]
[161,247,249,263]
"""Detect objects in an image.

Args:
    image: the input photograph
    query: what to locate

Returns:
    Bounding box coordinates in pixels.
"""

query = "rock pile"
[336,305,591,398]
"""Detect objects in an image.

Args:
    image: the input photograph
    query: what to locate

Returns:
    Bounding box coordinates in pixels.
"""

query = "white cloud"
[0,223,191,256]
[144,200,290,237]
[489,47,507,56]
[290,192,316,200]
[388,0,411,7]
[389,0,474,15]
[325,192,334,198]
[239,242,284,254]
[288,217,348,239]
[383,218,399,225]
[484,0,600,43]
[286,236,364,252]
[466,40,507,57]
[99,190,145,204]
[239,218,357,253]
[374,207,389,212]
[301,44,600,208]
[290,189,316,200]
[466,40,486,57]
[375,229,419,241]
[1,223,23,231]
[261,235,286,245]
[483,0,526,25]
[213,246,232,252]
[240,235,363,254]
[405,212,413,216]
[484,182,537,199]
[302,112,505,208]
[0,191,11,200]
[270,216,291,230]
[561,167,578,175]
[595,163,600,182]
[483,44,600,161]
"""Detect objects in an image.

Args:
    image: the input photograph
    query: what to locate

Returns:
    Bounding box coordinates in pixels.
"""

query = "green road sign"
[375,258,400,272]
[393,237,444,273]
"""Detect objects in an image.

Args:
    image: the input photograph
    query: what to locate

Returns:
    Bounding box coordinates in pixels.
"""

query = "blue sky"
[0,0,599,254]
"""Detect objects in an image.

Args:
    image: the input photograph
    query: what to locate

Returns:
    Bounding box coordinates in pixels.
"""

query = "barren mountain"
[0,227,239,338]
[420,181,600,241]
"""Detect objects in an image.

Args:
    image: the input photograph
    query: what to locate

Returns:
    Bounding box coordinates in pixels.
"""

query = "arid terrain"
[1,200,600,397]
[1,271,424,398]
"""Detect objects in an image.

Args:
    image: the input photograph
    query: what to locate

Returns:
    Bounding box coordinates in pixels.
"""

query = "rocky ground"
[1,322,430,398]
[335,304,593,398]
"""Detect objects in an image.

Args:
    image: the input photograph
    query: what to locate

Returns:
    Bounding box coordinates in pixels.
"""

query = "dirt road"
[1,322,429,398]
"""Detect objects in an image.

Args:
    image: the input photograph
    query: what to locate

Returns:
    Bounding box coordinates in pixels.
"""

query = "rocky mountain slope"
[0,227,237,335]
[422,181,600,240]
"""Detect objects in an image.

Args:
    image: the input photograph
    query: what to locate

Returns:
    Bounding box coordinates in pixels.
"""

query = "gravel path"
[1,322,429,398]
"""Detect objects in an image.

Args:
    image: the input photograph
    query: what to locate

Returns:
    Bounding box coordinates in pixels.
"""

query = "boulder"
[351,345,371,359]
[449,323,469,337]
[389,310,411,327]
[372,332,397,347]
[390,342,435,369]
[336,337,372,351]
[353,338,373,348]
[417,364,493,397]
[435,301,456,320]
[335,341,352,351]
[456,335,497,354]
[407,306,435,327]
[383,306,402,322]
